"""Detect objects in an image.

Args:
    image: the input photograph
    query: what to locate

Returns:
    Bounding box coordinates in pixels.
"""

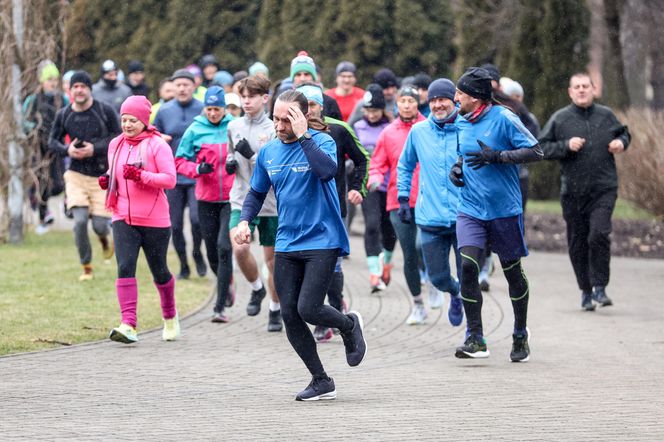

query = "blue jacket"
[153,98,204,185]
[397,113,460,227]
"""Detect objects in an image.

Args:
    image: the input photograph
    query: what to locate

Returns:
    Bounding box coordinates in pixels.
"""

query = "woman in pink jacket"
[99,95,178,344]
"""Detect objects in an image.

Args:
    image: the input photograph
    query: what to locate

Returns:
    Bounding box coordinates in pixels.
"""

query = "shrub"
[616,109,664,218]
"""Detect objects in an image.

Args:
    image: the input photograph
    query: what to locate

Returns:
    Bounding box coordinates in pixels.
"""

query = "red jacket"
[368,114,425,211]
[107,134,176,227]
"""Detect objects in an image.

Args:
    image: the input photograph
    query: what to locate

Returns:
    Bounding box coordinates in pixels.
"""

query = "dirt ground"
[525,213,664,259]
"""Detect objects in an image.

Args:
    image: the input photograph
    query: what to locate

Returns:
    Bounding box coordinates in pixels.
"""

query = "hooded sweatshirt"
[227,110,277,215]
[175,113,235,202]
[106,130,176,227]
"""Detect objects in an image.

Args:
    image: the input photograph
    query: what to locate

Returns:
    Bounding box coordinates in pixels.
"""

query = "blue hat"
[204,86,225,107]
[213,70,233,86]
[296,84,323,107]
[249,62,269,77]
[427,78,456,102]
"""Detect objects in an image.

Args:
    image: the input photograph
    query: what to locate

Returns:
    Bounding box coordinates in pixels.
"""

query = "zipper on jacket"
[125,144,133,225]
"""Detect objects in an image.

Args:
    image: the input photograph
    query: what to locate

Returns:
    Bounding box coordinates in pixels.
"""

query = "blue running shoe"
[448,295,464,326]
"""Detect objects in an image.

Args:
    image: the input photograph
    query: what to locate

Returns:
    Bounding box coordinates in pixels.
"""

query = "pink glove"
[98,174,109,190]
[123,164,142,182]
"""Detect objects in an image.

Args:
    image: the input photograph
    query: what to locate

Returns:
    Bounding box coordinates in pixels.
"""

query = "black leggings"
[362,190,396,257]
[167,183,203,267]
[198,201,232,313]
[274,249,354,377]
[460,246,529,337]
[112,220,172,284]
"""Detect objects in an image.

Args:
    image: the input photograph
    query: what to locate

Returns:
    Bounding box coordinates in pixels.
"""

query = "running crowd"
[26,51,630,401]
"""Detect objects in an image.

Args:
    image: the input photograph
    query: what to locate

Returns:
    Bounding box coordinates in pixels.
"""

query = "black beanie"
[363,84,386,109]
[457,67,493,101]
[70,71,93,89]
[480,63,501,82]
[127,60,144,74]
[374,68,399,89]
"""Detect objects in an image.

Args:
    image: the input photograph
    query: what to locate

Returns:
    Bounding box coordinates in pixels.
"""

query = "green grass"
[527,198,656,221]
[0,230,212,356]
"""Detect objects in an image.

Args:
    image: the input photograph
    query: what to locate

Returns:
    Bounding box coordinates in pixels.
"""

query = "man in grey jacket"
[92,59,132,114]
[226,75,282,332]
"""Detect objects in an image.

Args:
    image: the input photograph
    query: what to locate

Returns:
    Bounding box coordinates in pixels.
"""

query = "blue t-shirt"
[456,105,537,220]
[250,130,350,255]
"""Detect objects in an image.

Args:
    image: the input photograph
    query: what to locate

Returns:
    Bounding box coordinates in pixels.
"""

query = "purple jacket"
[354,117,390,192]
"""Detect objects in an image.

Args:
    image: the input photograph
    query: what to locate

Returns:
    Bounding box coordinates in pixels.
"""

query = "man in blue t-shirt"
[449,67,543,362]
[234,90,366,402]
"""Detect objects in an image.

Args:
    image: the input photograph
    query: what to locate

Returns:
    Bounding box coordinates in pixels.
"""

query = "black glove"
[225,157,238,175]
[449,156,465,187]
[466,140,502,170]
[397,196,413,224]
[234,138,254,160]
[197,157,214,175]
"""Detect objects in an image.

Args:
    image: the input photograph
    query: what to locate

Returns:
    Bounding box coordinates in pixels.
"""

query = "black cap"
[374,68,399,89]
[70,71,93,89]
[457,67,493,101]
[171,68,195,83]
[480,63,500,83]
[127,60,144,74]
[363,84,386,109]
[412,73,432,90]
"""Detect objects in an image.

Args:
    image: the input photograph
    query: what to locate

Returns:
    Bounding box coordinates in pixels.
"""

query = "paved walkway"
[1,225,663,440]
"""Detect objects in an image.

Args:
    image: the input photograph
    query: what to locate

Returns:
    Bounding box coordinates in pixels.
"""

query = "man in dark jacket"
[49,70,121,281]
[539,72,630,311]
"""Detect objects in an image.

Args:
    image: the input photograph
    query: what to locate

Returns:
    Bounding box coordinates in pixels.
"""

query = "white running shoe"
[428,282,444,309]
[406,303,428,325]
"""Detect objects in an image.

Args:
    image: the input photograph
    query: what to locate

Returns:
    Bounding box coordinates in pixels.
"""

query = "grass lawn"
[527,198,656,221]
[0,230,212,356]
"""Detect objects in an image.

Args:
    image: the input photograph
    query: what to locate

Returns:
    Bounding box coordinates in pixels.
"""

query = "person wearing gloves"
[450,67,542,362]
[175,86,236,323]
[100,95,178,344]
[397,78,464,327]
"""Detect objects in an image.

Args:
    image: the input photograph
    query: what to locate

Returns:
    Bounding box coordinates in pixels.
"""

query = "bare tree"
[0,0,67,243]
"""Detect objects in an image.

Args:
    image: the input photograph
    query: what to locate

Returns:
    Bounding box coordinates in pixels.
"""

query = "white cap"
[225,93,241,108]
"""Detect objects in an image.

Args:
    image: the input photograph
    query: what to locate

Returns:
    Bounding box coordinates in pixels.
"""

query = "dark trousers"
[361,190,397,256]
[166,184,203,268]
[198,201,232,313]
[274,249,353,377]
[112,220,172,284]
[561,190,617,292]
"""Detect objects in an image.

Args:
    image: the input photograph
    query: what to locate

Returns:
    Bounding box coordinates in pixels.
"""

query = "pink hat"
[120,95,152,127]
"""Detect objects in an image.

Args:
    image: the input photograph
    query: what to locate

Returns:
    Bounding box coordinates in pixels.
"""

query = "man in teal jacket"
[397,78,464,327]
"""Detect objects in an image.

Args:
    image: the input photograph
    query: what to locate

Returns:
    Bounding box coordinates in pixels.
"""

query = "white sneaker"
[162,312,181,341]
[428,282,444,309]
[406,303,428,325]
[35,224,50,235]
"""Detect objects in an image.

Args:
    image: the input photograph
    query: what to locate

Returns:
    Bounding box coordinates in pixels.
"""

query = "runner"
[450,67,542,362]
[100,95,179,344]
[324,61,365,122]
[368,85,427,325]
[175,86,235,322]
[353,84,396,293]
[397,78,464,326]
[234,90,366,401]
[226,75,282,332]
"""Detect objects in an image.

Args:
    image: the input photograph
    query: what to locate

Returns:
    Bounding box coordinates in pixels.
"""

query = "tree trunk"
[602,0,630,108]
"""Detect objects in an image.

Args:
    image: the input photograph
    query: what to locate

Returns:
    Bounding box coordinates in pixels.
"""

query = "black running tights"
[274,249,354,377]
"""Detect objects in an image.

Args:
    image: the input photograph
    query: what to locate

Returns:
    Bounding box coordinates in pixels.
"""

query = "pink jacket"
[368,114,425,211]
[107,134,176,227]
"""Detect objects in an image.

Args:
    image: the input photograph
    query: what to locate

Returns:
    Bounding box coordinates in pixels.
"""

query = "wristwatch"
[298,131,312,143]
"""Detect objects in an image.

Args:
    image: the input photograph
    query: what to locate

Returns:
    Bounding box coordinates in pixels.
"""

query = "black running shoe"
[176,265,190,280]
[479,279,490,292]
[455,334,490,359]
[340,311,367,367]
[246,286,266,316]
[581,291,595,311]
[194,253,207,277]
[267,309,283,332]
[295,376,336,401]
[510,328,530,362]
[592,286,613,307]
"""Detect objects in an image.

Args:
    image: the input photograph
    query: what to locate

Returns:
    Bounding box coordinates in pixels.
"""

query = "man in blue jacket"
[397,78,464,327]
[153,69,207,280]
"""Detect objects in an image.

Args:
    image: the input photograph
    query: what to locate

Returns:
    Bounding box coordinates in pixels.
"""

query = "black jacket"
[539,103,630,196]
[48,100,121,177]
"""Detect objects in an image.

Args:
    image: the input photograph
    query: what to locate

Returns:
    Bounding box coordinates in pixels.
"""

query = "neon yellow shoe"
[162,313,181,341]
[109,323,138,344]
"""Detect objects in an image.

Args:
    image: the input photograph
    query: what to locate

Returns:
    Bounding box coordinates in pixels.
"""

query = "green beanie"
[290,51,317,82]
[39,62,60,83]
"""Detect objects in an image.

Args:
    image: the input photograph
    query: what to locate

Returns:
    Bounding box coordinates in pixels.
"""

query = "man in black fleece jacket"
[539,72,631,311]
